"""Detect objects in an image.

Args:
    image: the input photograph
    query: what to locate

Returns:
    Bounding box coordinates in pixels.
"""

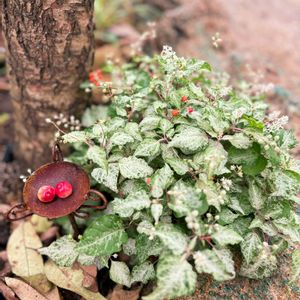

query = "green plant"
[41,47,300,299]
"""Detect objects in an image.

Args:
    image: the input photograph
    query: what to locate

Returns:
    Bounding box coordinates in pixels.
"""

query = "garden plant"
[39,46,300,299]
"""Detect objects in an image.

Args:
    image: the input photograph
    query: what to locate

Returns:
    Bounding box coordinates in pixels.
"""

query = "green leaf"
[228,143,267,175]
[194,249,235,281]
[142,255,196,300]
[110,131,134,146]
[290,250,300,283]
[111,191,151,218]
[131,262,155,284]
[151,164,174,198]
[168,127,208,155]
[122,238,136,256]
[109,261,131,288]
[140,116,161,132]
[87,146,107,170]
[272,218,300,243]
[91,163,119,193]
[269,170,300,197]
[63,131,87,143]
[159,119,173,135]
[165,158,189,175]
[222,133,252,149]
[193,141,228,177]
[239,251,277,279]
[76,215,128,256]
[125,122,142,141]
[134,139,160,158]
[240,232,263,264]
[82,105,108,127]
[39,236,78,267]
[119,156,153,179]
[248,178,264,210]
[218,208,239,225]
[227,216,252,236]
[155,224,188,255]
[212,226,243,246]
[136,234,163,264]
[168,181,208,217]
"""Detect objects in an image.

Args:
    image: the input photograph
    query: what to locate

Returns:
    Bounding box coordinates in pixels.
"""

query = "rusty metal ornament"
[7,143,107,238]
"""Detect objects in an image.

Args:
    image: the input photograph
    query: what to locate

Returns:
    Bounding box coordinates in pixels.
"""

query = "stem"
[68,213,80,241]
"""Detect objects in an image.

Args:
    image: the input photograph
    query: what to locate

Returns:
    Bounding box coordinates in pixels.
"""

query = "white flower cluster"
[19,168,32,182]
[211,32,222,48]
[130,22,156,55]
[251,83,274,95]
[220,177,233,191]
[185,210,200,231]
[230,165,243,177]
[161,45,177,60]
[266,111,289,132]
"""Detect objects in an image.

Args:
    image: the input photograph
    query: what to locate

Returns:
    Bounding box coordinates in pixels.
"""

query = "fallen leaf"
[30,215,53,234]
[5,277,47,300]
[0,251,11,276]
[44,260,106,300]
[45,286,61,300]
[0,279,17,300]
[107,284,141,300]
[7,221,52,294]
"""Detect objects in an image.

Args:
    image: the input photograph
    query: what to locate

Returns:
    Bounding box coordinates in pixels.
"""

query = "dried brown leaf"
[0,279,17,300]
[44,260,106,300]
[107,284,141,300]
[5,277,47,300]
[7,221,52,294]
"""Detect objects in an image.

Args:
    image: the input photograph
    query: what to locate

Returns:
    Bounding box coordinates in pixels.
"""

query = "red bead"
[181,95,188,102]
[172,109,179,117]
[187,107,194,113]
[37,185,55,203]
[55,181,73,199]
[145,177,151,185]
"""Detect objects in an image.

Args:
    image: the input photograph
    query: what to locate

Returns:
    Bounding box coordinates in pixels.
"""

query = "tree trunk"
[1,0,94,169]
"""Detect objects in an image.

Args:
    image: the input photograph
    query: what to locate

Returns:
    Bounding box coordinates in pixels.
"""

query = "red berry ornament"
[181,95,188,102]
[172,109,179,117]
[55,181,73,199]
[37,186,55,203]
[187,107,194,114]
[145,177,151,185]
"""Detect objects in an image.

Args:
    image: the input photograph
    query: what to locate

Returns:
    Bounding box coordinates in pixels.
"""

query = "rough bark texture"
[1,0,94,169]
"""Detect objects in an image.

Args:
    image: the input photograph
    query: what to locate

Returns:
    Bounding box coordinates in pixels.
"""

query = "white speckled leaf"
[76,215,128,256]
[194,249,235,281]
[142,255,196,300]
[92,163,119,192]
[119,156,153,179]
[39,236,78,267]
[109,261,131,287]
[111,191,151,218]
[155,224,188,255]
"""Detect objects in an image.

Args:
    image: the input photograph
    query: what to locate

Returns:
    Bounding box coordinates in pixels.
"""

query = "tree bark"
[1,0,94,169]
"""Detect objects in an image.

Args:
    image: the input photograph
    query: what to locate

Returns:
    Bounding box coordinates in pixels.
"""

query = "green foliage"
[43,46,300,299]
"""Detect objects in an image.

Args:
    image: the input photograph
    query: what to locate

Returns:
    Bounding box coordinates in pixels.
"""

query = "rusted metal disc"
[23,161,90,219]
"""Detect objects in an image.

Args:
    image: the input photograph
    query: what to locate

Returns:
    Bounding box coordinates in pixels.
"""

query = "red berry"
[145,177,151,185]
[172,109,179,117]
[55,181,73,199]
[37,185,55,203]
[181,95,188,102]
[187,107,194,113]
